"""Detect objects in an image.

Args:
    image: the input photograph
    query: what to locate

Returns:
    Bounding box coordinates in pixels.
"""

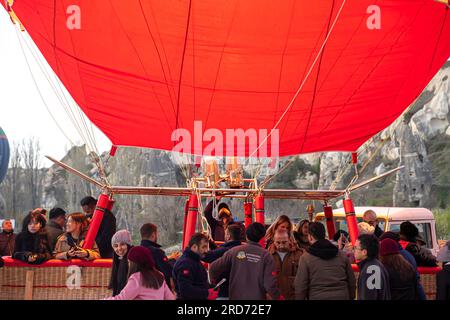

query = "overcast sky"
[0,9,110,168]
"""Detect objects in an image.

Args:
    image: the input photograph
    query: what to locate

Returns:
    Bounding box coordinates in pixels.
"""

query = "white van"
[314,207,440,256]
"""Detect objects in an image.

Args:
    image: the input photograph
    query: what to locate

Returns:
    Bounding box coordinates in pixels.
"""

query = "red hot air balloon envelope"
[2,0,450,157]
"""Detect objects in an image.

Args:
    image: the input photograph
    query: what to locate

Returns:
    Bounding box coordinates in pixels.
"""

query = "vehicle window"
[389,222,432,248]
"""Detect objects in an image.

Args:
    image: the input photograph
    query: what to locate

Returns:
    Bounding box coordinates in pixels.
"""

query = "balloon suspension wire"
[246,0,347,161]
[14,26,108,184]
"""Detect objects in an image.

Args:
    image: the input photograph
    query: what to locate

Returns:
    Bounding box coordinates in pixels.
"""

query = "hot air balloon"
[2,0,449,246]
[0,127,10,185]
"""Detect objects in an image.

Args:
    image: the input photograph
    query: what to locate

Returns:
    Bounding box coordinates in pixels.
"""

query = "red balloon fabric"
[4,0,450,157]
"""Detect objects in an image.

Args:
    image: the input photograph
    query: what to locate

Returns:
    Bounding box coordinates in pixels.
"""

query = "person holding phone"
[54,212,100,260]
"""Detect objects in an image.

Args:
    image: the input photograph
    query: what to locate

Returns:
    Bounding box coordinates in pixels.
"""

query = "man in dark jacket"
[173,232,210,300]
[46,208,66,252]
[363,210,383,238]
[436,240,450,300]
[0,219,15,256]
[80,196,116,258]
[202,224,243,299]
[380,231,426,300]
[140,223,177,289]
[295,222,356,300]
[209,222,281,300]
[204,197,235,242]
[355,234,390,300]
[399,221,437,267]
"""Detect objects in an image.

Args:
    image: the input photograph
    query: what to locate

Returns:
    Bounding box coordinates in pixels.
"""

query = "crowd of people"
[0,198,449,301]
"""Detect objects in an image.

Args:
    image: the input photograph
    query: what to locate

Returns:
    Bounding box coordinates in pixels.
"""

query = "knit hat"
[111,229,132,246]
[379,231,400,242]
[127,246,155,268]
[246,222,266,242]
[49,207,66,220]
[380,238,400,256]
[437,241,450,262]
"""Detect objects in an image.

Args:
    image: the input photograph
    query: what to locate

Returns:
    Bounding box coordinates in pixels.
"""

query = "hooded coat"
[294,239,356,300]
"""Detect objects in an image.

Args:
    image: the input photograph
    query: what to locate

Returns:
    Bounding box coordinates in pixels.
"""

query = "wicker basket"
[0,258,112,300]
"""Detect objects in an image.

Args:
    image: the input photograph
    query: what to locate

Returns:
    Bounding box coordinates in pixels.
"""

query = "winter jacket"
[399,240,437,267]
[0,231,15,256]
[103,272,175,300]
[12,230,52,264]
[400,248,426,300]
[53,232,100,260]
[383,261,417,300]
[436,263,450,300]
[204,200,235,242]
[357,258,391,300]
[270,245,303,300]
[109,245,132,296]
[140,240,175,289]
[294,239,356,300]
[202,240,241,298]
[87,209,116,258]
[173,248,209,300]
[209,241,281,300]
[46,220,64,252]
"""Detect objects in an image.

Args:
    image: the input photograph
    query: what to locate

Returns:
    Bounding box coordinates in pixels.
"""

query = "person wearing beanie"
[109,229,133,296]
[436,240,450,300]
[46,208,66,251]
[380,231,426,300]
[203,196,235,242]
[172,233,210,300]
[103,246,174,300]
[399,221,437,267]
[379,238,417,300]
[294,222,356,300]
[354,234,391,300]
[209,222,281,300]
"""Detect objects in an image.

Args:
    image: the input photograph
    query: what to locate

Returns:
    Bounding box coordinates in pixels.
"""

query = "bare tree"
[20,137,42,209]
